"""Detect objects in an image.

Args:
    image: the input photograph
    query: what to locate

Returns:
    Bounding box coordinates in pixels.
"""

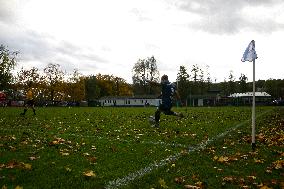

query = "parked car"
[272,99,284,106]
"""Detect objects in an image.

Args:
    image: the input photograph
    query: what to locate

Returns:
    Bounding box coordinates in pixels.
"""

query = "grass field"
[0,106,283,189]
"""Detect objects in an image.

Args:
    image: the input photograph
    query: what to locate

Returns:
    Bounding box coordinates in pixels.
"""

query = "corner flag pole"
[252,59,256,151]
[241,40,257,151]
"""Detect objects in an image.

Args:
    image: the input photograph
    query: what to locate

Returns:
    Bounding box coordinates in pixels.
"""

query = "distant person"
[149,74,183,127]
[20,82,36,116]
[0,91,7,107]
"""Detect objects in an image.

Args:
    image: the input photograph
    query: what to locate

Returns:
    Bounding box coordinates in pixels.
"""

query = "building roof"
[99,95,160,100]
[228,92,271,98]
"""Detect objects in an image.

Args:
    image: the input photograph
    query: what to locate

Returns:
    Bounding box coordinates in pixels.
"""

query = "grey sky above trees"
[1,0,284,83]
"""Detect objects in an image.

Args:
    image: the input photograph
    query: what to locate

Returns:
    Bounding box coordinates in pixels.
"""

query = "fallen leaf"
[60,152,70,156]
[222,176,234,182]
[29,156,37,161]
[174,176,185,184]
[91,145,96,150]
[87,156,97,163]
[218,156,229,163]
[184,184,200,189]
[83,170,96,177]
[6,160,18,169]
[22,163,32,170]
[158,178,168,188]
[247,176,256,181]
[280,182,284,188]
[272,160,284,169]
[195,181,203,187]
[259,186,272,189]
[254,158,264,163]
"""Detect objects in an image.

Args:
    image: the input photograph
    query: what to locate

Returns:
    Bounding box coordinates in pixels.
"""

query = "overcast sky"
[1,0,284,83]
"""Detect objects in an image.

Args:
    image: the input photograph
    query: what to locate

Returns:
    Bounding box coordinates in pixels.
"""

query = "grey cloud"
[0,21,108,73]
[174,0,284,34]
[0,0,27,24]
[0,27,53,62]
[0,0,16,23]
[130,8,152,22]
[55,41,108,64]
[0,0,108,68]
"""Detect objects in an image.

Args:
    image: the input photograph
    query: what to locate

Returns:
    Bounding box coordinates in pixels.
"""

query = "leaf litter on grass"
[206,108,284,188]
[1,107,283,189]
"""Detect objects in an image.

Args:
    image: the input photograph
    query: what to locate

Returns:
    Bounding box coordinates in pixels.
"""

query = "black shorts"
[158,103,174,115]
[26,99,35,106]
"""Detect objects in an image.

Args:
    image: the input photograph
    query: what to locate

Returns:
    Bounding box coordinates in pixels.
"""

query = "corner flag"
[241,40,258,151]
[241,40,257,62]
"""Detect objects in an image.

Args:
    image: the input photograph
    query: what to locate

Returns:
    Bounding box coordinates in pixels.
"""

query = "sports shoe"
[154,122,160,128]
[149,116,155,123]
[149,116,159,128]
[151,122,160,128]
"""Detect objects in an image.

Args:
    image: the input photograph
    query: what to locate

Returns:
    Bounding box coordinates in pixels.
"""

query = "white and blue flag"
[241,40,257,62]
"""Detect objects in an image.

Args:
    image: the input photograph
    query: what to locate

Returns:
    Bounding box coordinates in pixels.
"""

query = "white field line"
[104,122,245,189]
[104,110,272,189]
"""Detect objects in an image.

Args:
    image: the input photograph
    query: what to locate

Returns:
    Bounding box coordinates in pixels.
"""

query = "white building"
[98,96,161,107]
[228,92,272,105]
[228,92,271,98]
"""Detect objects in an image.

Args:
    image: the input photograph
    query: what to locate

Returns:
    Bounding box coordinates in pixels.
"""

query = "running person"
[151,74,183,127]
[21,82,36,116]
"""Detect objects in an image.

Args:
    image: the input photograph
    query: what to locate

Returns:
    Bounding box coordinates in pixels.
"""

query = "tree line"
[1,45,283,104]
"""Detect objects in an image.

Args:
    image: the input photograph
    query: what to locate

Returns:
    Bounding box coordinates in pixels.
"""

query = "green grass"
[0,106,283,189]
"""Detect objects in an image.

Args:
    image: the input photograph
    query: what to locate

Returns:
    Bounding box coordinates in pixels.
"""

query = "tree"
[113,76,133,96]
[190,64,205,94]
[16,67,41,87]
[96,74,115,97]
[95,74,133,97]
[199,67,205,94]
[238,73,248,93]
[176,65,189,104]
[66,69,85,102]
[220,78,229,96]
[227,71,236,95]
[85,75,100,100]
[256,80,265,92]
[43,63,64,101]
[0,45,18,90]
[15,67,42,101]
[132,56,159,95]
[264,79,284,99]
[191,64,199,83]
[205,65,212,92]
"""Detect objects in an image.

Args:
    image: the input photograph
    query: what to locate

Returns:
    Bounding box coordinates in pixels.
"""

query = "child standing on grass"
[20,82,36,116]
[150,74,183,127]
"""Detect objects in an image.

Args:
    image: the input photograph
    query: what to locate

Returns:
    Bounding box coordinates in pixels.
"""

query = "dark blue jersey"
[161,81,176,107]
